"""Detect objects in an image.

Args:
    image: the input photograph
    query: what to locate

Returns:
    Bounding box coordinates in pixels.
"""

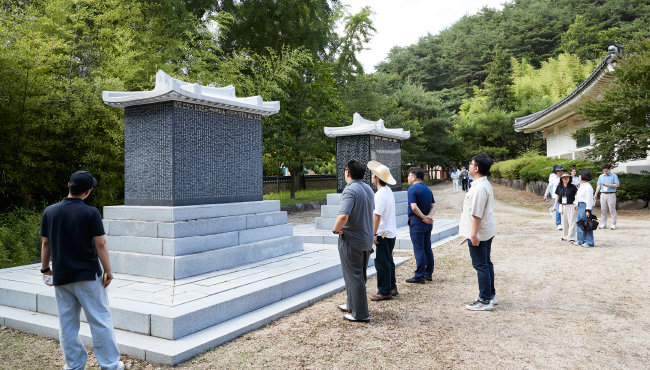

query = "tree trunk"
[288,165,305,199]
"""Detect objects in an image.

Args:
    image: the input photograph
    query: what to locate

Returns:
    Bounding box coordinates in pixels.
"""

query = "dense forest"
[0,0,649,266]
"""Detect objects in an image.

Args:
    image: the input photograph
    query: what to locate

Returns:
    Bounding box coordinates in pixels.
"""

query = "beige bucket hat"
[367,160,397,185]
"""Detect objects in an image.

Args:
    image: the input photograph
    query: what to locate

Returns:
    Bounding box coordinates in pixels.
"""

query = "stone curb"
[282,201,327,214]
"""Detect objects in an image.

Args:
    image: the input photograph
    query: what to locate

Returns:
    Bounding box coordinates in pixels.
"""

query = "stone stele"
[103,70,280,206]
[324,112,410,193]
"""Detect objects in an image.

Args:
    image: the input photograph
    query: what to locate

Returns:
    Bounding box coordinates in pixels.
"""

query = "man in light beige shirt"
[459,154,497,311]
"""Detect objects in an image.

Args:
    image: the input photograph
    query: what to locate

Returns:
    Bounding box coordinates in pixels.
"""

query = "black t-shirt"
[40,198,105,285]
[555,183,578,204]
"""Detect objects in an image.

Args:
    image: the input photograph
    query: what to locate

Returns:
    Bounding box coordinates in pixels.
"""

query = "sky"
[338,0,506,72]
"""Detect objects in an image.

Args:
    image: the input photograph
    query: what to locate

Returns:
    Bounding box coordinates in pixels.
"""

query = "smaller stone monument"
[316,113,410,229]
[324,112,410,193]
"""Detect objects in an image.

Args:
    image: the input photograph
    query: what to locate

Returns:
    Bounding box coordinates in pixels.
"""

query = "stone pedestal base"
[315,191,408,230]
[103,200,302,280]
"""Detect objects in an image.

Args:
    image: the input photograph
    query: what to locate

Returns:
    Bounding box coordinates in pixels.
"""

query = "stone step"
[109,235,303,280]
[105,221,292,256]
[0,254,409,365]
[104,210,288,239]
[320,202,408,219]
[0,251,408,361]
[296,220,459,248]
[326,191,407,205]
[103,200,281,222]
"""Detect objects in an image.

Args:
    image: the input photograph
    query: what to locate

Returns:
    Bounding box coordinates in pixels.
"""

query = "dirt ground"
[2,182,649,369]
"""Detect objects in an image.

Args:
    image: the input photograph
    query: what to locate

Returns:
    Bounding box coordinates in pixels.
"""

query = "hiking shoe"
[406,277,426,284]
[556,225,563,230]
[337,304,350,312]
[610,225,616,230]
[369,294,392,301]
[466,299,494,311]
[424,275,433,281]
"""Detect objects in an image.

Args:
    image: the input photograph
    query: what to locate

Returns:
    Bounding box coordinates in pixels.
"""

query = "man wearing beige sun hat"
[366,160,399,301]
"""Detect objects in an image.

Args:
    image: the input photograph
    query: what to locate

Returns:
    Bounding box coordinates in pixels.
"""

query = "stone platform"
[296,219,459,250]
[103,200,302,280]
[0,244,409,365]
[316,191,409,229]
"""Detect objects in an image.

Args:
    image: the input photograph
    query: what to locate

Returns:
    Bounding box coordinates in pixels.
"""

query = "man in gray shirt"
[333,159,375,322]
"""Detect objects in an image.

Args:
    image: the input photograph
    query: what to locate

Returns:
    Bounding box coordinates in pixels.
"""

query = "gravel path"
[2,182,648,369]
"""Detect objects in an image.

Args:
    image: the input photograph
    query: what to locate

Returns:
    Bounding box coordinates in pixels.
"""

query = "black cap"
[69,171,97,192]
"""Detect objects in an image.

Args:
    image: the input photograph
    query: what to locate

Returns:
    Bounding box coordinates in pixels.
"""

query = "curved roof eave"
[324,112,411,140]
[513,54,616,133]
[102,70,280,116]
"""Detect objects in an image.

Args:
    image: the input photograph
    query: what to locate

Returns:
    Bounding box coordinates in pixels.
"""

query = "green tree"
[264,60,346,198]
[0,0,204,210]
[483,47,515,111]
[216,0,341,58]
[575,38,650,164]
[334,6,376,82]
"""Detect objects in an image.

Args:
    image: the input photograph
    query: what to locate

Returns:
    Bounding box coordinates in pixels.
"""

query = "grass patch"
[263,188,335,207]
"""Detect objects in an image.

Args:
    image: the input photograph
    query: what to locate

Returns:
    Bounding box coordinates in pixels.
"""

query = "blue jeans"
[54,276,122,370]
[576,202,594,246]
[555,207,562,225]
[468,237,495,301]
[374,236,397,295]
[409,217,433,279]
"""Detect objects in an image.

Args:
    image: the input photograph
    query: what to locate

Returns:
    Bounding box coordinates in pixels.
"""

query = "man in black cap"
[40,171,124,370]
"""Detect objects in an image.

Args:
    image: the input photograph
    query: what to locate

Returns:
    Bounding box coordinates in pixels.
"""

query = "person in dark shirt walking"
[40,171,124,370]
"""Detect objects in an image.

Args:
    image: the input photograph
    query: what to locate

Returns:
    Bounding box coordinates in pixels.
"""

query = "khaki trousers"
[561,204,576,241]
[600,193,617,226]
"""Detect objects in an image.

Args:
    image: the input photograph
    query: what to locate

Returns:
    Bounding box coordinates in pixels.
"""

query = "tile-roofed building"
[513,45,650,174]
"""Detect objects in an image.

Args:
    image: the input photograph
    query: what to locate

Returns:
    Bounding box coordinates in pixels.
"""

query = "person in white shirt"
[545,165,565,230]
[459,154,497,311]
[574,170,595,247]
[366,161,399,301]
[451,167,460,192]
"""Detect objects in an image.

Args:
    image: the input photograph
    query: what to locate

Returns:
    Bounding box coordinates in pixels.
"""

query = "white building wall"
[545,123,650,174]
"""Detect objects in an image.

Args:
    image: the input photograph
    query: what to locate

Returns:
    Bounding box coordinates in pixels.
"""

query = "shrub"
[491,156,543,179]
[617,174,650,201]
[0,207,42,268]
[494,155,648,202]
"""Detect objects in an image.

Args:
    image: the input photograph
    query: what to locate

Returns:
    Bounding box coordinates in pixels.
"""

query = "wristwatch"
[40,267,51,273]
[332,230,340,234]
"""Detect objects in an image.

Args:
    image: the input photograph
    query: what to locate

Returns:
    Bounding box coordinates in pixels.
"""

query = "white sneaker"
[466,299,494,311]
[599,224,607,229]
[582,243,594,248]
[338,304,349,312]
[477,295,498,305]
[556,225,563,230]
[572,241,581,246]
[610,225,616,230]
